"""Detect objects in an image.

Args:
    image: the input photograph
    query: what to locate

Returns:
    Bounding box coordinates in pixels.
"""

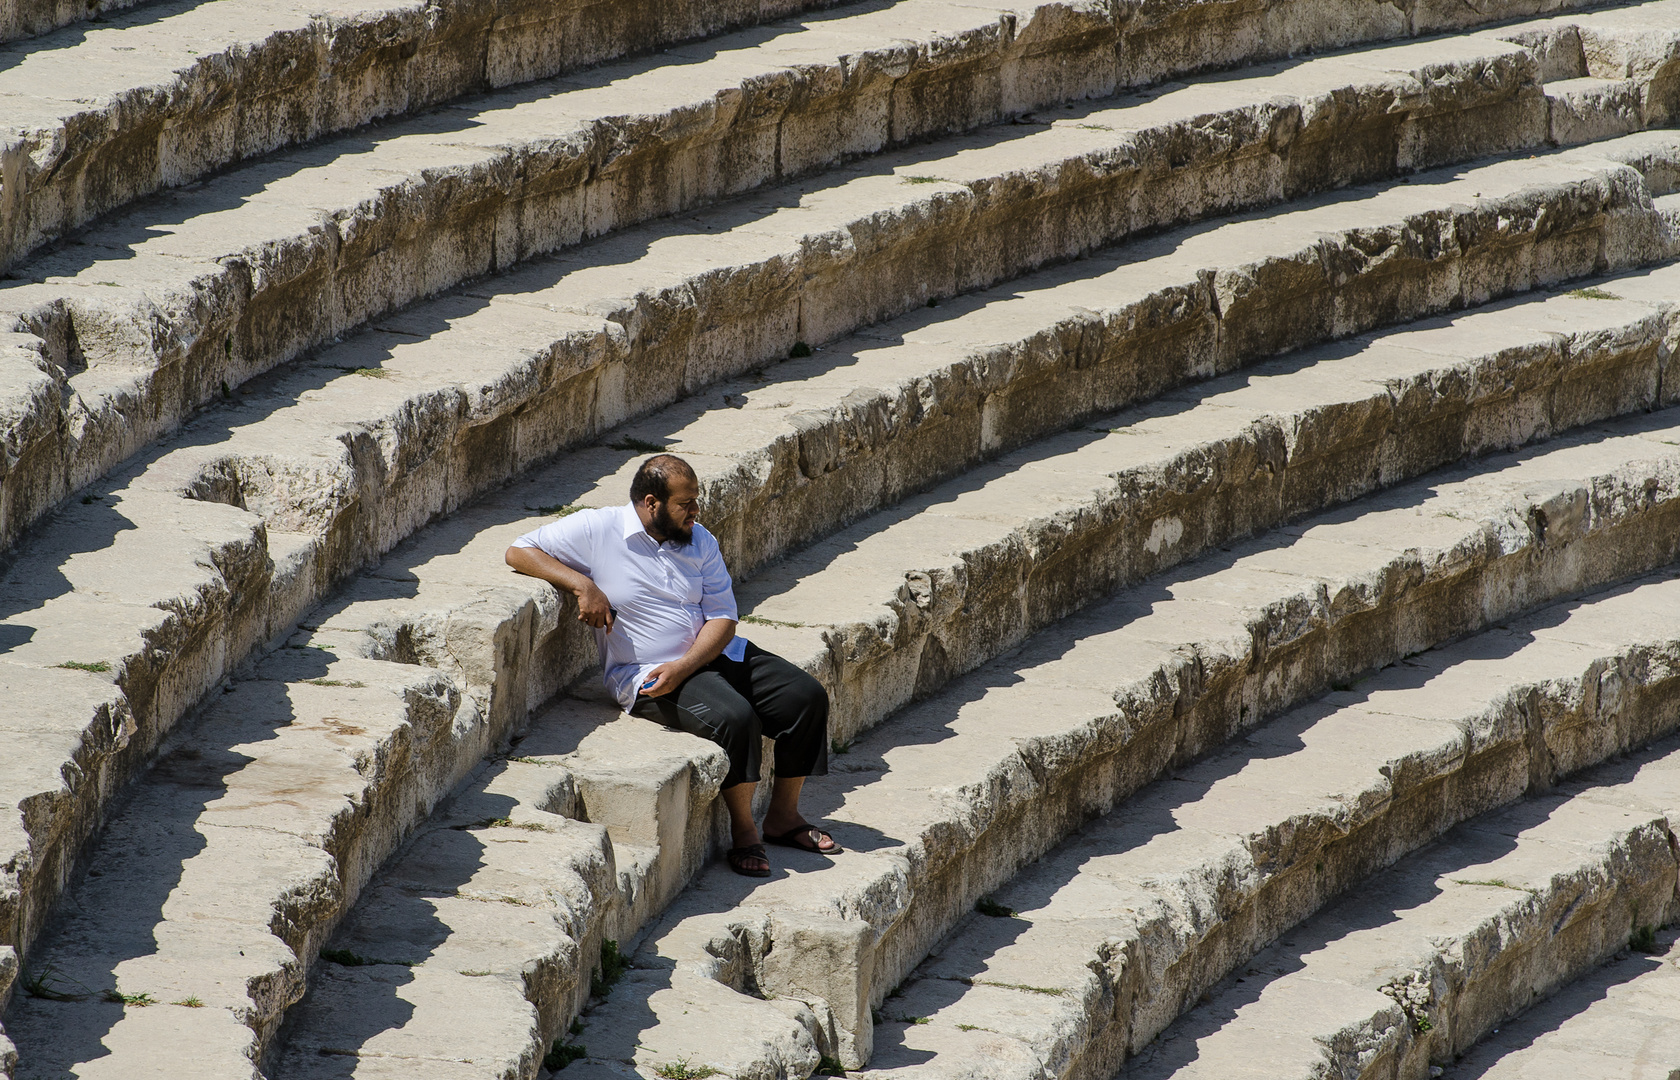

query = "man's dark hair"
[630,453,698,504]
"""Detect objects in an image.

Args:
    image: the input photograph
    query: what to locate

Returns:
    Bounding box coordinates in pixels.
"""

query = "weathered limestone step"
[8,126,1669,1025]
[865,572,1680,1079]
[268,723,729,1080]
[1124,735,1680,1079]
[1440,928,1680,1077]
[552,411,1680,1071]
[4,3,1653,554]
[0,0,1119,278]
[0,643,614,1080]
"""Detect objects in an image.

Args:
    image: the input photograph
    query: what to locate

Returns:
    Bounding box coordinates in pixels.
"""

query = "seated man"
[505,453,840,877]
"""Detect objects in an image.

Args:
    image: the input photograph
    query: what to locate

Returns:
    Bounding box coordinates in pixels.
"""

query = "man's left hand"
[640,661,688,698]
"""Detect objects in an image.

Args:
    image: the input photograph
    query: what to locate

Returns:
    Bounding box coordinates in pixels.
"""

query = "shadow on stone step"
[1,652,330,1074]
[270,799,499,1077]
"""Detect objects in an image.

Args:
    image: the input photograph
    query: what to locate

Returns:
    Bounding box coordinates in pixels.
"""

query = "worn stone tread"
[1122,732,1680,1079]
[862,571,1680,1079]
[1439,928,1680,1078]
[6,126,1672,1041]
[8,1,1679,553]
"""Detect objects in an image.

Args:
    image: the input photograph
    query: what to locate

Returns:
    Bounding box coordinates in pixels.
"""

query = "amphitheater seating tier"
[7,0,1680,1077]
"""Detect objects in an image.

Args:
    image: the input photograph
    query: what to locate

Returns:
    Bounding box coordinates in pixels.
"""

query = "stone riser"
[872,574,1680,1078]
[6,123,1665,1011]
[1435,930,1680,1077]
[7,0,1675,556]
[1124,733,1680,1079]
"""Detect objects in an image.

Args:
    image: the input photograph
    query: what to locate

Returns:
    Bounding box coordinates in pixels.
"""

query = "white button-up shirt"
[512,503,744,710]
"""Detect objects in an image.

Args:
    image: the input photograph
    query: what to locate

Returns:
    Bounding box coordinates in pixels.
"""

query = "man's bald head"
[630,453,698,505]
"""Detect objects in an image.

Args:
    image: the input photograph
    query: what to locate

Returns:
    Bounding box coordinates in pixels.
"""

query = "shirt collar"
[618,503,655,544]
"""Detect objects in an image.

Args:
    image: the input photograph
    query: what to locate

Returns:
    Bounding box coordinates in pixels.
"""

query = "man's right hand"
[575,580,616,632]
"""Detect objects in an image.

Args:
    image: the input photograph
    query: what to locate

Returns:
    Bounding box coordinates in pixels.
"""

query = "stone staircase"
[5,0,1680,1077]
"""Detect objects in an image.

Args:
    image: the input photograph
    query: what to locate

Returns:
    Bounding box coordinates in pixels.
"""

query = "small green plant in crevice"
[906,1016,931,1025]
[543,1038,587,1071]
[80,493,100,504]
[1568,286,1621,300]
[22,964,87,1002]
[977,980,1065,997]
[830,736,855,756]
[527,503,582,517]
[173,996,205,1008]
[321,948,412,968]
[220,380,232,398]
[955,1023,992,1033]
[975,897,1018,918]
[1452,878,1535,893]
[609,435,666,454]
[900,175,945,184]
[303,677,366,688]
[741,613,804,629]
[1631,923,1660,953]
[591,939,630,997]
[1413,1014,1433,1034]
[55,660,111,673]
[654,1056,718,1079]
[815,1055,848,1076]
[102,988,156,1007]
[570,1018,585,1036]
[788,341,813,359]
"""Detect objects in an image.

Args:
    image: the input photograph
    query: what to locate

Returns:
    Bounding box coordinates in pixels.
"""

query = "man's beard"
[652,502,693,545]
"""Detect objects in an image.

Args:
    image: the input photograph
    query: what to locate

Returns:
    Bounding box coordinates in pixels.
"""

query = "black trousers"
[631,640,829,789]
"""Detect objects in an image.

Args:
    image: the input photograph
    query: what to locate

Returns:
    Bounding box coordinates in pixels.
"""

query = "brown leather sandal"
[763,824,843,854]
[727,842,770,877]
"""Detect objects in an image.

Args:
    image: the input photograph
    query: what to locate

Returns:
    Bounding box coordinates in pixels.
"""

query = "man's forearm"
[677,618,737,674]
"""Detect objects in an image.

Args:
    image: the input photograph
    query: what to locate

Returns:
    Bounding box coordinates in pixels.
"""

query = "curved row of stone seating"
[3,0,1678,555]
[3,119,1675,1076]
[7,3,1680,1078]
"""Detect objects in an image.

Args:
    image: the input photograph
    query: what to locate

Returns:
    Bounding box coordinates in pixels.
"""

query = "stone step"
[0,0,1114,277]
[6,0,1675,553]
[864,571,1680,1078]
[1439,929,1680,1078]
[12,210,1680,1079]
[1123,731,1680,1080]
[307,404,1680,1078]
[7,125,1672,1037]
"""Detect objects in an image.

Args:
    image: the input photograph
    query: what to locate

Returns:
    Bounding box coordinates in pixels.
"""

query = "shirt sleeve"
[697,528,738,622]
[511,511,595,574]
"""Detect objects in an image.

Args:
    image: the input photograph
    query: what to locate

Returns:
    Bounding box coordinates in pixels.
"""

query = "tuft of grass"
[975,897,1018,919]
[544,1039,587,1071]
[527,503,582,517]
[23,964,87,1001]
[321,948,412,968]
[741,613,805,629]
[1631,924,1660,953]
[80,493,100,504]
[103,989,156,1007]
[507,755,552,766]
[56,660,111,673]
[1568,286,1621,300]
[1413,1015,1433,1034]
[906,1016,930,1025]
[830,736,855,756]
[335,366,390,378]
[816,1055,848,1076]
[610,436,666,453]
[459,969,491,977]
[1452,878,1536,893]
[591,939,629,998]
[570,1018,585,1036]
[173,996,205,1008]
[956,1023,988,1032]
[979,980,1065,996]
[900,175,945,184]
[655,1057,718,1079]
[788,341,813,359]
[220,380,231,398]
[304,678,366,688]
